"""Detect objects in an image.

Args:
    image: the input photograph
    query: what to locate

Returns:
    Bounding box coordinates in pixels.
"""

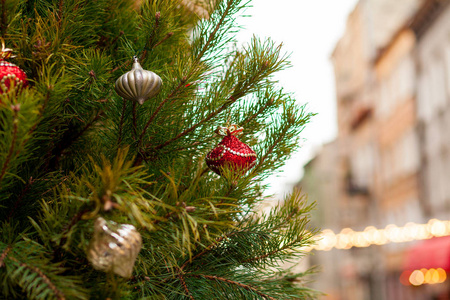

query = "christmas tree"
[0,0,317,299]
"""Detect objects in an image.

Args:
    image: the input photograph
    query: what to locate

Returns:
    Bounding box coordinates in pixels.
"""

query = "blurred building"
[299,0,450,299]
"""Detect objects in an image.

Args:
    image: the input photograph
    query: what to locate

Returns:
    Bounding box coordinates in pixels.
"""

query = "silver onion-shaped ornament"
[87,217,142,278]
[115,56,162,105]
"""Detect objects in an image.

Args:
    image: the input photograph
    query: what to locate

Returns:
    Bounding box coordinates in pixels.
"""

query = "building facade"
[300,0,450,299]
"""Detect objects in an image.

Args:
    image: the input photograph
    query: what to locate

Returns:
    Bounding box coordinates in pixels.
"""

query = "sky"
[235,0,359,197]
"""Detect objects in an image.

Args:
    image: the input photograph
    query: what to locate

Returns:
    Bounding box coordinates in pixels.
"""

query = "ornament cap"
[132,55,142,70]
[215,124,243,136]
[0,38,15,60]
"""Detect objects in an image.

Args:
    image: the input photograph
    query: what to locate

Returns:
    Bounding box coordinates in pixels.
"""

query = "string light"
[400,268,447,286]
[310,218,449,251]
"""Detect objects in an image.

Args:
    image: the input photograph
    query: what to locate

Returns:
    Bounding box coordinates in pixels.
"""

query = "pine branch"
[252,126,289,173]
[117,98,127,144]
[8,255,66,300]
[0,0,7,36]
[0,106,19,183]
[60,109,103,156]
[132,101,138,139]
[58,0,63,28]
[241,237,303,264]
[110,59,132,74]
[179,271,195,300]
[7,177,34,220]
[190,274,277,300]
[153,31,174,49]
[154,95,238,151]
[194,0,234,65]
[60,207,90,243]
[40,175,69,196]
[181,230,244,270]
[241,97,273,126]
[17,90,51,152]
[136,0,238,152]
[0,245,11,267]
[140,11,161,62]
[137,78,186,147]
[108,30,124,50]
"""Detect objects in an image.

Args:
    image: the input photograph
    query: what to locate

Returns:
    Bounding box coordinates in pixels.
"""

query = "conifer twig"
[152,32,173,49]
[109,31,124,49]
[40,175,69,196]
[241,98,273,126]
[181,232,239,270]
[252,126,289,173]
[242,238,303,264]
[0,245,12,267]
[18,91,51,151]
[8,255,66,300]
[190,274,276,300]
[59,110,104,156]
[8,176,34,220]
[137,79,186,146]
[153,96,237,151]
[179,272,195,300]
[140,11,161,62]
[194,0,233,65]
[0,107,19,183]
[110,59,132,74]
[117,98,127,144]
[132,102,138,139]
[137,0,235,152]
[58,0,64,28]
[0,0,7,36]
[58,207,90,248]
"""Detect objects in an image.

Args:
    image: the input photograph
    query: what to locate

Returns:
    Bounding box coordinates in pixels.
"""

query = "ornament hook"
[0,37,15,60]
[215,124,243,136]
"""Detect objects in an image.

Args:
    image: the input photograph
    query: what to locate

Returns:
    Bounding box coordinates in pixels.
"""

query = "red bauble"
[0,40,28,94]
[0,60,28,93]
[206,125,257,175]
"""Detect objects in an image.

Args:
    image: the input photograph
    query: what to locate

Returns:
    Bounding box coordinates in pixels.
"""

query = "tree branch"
[181,231,243,270]
[7,176,34,220]
[1,0,7,36]
[117,98,127,145]
[60,109,104,156]
[0,245,12,267]
[194,0,233,65]
[251,126,288,173]
[137,79,186,147]
[152,32,173,49]
[240,98,273,126]
[153,96,237,151]
[110,59,132,74]
[0,107,19,183]
[58,0,63,28]
[179,271,195,300]
[241,237,303,265]
[132,101,138,139]
[8,255,66,300]
[190,274,276,300]
[140,11,161,62]
[136,0,236,153]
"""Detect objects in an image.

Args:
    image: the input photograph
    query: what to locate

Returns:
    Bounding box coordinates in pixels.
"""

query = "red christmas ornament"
[0,39,28,94]
[206,125,257,175]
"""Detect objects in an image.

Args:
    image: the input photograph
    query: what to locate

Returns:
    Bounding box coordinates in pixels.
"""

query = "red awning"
[404,236,450,271]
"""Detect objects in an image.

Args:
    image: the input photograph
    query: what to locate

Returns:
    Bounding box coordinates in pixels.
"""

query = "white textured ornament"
[115,56,162,105]
[87,217,142,278]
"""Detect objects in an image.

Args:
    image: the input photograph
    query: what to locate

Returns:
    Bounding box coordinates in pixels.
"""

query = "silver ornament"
[115,56,162,105]
[87,217,142,278]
